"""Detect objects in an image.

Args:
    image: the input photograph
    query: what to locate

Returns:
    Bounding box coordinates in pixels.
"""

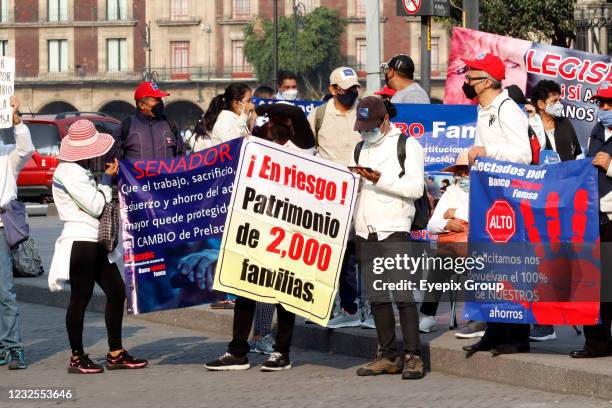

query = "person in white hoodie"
[49,119,148,374]
[350,96,425,380]
[204,83,255,147]
[0,96,34,370]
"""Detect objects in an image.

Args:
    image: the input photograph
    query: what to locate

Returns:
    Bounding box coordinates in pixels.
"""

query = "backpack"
[353,135,431,231]
[498,98,540,165]
[120,115,183,157]
[313,102,328,146]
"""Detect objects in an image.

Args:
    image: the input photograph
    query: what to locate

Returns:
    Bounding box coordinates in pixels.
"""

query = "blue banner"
[465,157,601,324]
[118,139,243,314]
[254,97,478,172]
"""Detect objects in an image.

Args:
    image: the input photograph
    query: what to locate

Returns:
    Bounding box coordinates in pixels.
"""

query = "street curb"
[14,277,612,400]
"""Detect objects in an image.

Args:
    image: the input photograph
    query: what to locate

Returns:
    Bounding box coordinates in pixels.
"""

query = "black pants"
[228,297,295,358]
[583,222,612,354]
[357,232,421,360]
[67,242,126,355]
[339,240,359,314]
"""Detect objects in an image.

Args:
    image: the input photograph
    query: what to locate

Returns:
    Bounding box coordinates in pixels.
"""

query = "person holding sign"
[463,53,532,357]
[574,81,612,358]
[0,96,33,370]
[204,105,317,372]
[350,96,425,380]
[49,120,148,374]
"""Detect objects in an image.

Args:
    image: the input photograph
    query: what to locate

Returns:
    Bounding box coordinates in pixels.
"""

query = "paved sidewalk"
[2,302,610,408]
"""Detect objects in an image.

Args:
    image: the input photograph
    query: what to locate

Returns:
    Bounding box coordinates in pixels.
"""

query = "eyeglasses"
[595,98,612,108]
[464,75,489,82]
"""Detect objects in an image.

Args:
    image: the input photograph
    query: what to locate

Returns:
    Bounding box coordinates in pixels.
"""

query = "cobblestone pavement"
[0,302,609,408]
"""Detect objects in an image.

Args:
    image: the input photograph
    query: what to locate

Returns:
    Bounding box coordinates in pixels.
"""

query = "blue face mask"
[455,175,470,192]
[598,109,612,128]
[359,128,384,145]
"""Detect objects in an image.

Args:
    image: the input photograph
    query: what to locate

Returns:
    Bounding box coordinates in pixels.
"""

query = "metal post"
[365,0,381,92]
[273,0,278,83]
[462,0,479,30]
[147,21,151,77]
[420,16,431,97]
[293,0,298,73]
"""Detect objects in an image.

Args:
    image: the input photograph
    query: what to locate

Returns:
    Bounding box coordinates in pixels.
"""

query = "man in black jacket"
[573,80,612,358]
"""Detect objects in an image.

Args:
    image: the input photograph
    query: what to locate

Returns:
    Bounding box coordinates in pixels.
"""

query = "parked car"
[0,112,121,203]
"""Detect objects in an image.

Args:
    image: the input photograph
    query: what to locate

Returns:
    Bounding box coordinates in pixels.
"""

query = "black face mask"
[151,100,165,117]
[336,90,359,107]
[462,82,478,100]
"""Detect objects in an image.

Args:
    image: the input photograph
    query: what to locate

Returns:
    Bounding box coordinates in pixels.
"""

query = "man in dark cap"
[382,54,430,104]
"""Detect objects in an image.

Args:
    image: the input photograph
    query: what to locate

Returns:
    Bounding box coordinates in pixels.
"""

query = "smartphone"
[348,166,374,173]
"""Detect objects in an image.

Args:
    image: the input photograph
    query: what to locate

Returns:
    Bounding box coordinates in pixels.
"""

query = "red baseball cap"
[591,80,612,100]
[134,82,170,100]
[374,86,396,97]
[461,53,505,81]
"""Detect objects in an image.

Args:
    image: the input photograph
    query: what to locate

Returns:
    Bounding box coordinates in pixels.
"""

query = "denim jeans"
[0,228,23,352]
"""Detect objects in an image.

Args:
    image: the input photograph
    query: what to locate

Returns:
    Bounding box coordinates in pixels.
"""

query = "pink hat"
[58,119,114,162]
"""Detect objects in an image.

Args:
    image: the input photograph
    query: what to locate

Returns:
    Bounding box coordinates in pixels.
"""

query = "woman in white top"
[419,151,472,334]
[204,83,256,147]
[49,119,147,374]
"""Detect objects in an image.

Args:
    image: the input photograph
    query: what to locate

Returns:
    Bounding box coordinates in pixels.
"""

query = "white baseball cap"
[330,67,360,90]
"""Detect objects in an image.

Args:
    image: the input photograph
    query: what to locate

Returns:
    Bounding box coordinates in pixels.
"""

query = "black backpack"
[353,135,430,231]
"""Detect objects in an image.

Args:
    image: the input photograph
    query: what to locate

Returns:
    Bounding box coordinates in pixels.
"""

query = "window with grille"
[355,0,366,17]
[231,40,253,73]
[171,0,188,19]
[48,39,68,72]
[300,0,316,13]
[232,0,250,19]
[171,41,190,73]
[431,37,440,71]
[107,38,128,71]
[0,0,8,22]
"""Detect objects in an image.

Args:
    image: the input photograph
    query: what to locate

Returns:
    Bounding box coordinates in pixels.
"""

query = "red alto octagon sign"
[486,200,516,243]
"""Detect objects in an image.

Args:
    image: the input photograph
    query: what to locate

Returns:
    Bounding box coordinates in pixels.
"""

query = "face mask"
[360,128,385,145]
[279,89,298,101]
[462,82,478,100]
[598,109,612,128]
[151,100,165,117]
[336,90,359,107]
[455,175,470,192]
[237,101,249,123]
[545,102,564,118]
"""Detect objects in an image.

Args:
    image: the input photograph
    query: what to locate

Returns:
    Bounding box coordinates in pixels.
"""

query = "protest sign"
[214,138,358,325]
[444,27,611,147]
[0,57,15,129]
[117,139,242,314]
[465,157,600,325]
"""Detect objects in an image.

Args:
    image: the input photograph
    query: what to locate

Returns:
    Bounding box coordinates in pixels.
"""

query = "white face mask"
[359,128,385,145]
[237,101,249,123]
[545,102,564,118]
[279,89,298,101]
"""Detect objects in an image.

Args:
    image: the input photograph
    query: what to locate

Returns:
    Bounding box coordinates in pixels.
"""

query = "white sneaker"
[361,316,375,329]
[419,316,437,333]
[326,309,361,329]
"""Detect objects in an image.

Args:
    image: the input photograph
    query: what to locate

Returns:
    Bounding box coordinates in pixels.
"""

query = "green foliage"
[438,0,576,47]
[244,7,347,97]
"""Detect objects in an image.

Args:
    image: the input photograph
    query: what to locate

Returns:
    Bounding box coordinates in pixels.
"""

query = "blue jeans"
[0,228,23,352]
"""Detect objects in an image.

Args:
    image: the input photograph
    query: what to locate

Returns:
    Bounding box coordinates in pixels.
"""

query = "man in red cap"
[463,53,532,166]
[461,53,533,356]
[109,82,183,160]
[574,80,612,358]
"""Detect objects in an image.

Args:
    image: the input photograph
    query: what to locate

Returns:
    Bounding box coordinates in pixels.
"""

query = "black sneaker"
[68,354,104,374]
[106,350,148,370]
[260,352,291,372]
[204,352,250,371]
